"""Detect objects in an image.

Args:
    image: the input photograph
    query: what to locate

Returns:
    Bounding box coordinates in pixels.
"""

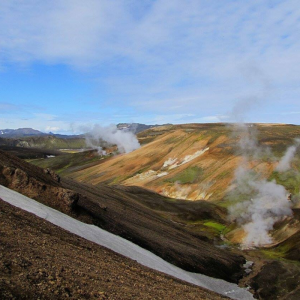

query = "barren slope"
[0,199,229,300]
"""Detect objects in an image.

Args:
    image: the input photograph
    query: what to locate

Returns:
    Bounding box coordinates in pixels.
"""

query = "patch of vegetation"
[139,136,156,145]
[203,221,227,233]
[19,136,86,149]
[164,136,182,144]
[30,150,105,176]
[110,175,128,185]
[166,166,204,184]
[216,170,231,180]
[208,132,223,144]
[269,170,300,194]
[261,244,291,259]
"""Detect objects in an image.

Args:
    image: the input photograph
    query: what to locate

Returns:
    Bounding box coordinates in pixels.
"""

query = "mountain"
[0,125,161,150]
[60,123,300,203]
[0,127,85,139]
[0,128,45,137]
[1,125,159,139]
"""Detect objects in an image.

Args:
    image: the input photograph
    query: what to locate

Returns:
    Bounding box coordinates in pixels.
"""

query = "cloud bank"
[1,0,300,126]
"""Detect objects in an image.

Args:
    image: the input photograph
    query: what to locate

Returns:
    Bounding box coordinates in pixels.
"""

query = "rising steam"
[228,124,293,247]
[226,64,296,247]
[84,124,140,155]
[276,139,300,172]
[228,164,292,247]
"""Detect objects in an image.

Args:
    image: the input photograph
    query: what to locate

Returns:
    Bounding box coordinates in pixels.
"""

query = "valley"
[2,123,300,299]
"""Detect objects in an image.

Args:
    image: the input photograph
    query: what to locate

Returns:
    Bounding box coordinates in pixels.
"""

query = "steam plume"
[228,125,292,247]
[229,164,292,247]
[226,64,295,247]
[84,124,140,155]
[276,139,300,172]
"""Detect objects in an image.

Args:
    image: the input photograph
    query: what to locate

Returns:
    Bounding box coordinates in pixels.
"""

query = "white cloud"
[45,126,60,132]
[1,1,300,125]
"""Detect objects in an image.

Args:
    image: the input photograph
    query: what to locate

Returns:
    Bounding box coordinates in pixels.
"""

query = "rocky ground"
[0,199,228,300]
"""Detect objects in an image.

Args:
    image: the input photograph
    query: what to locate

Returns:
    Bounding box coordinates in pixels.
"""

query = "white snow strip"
[180,148,209,165]
[163,158,178,168]
[156,171,169,177]
[0,185,253,300]
[164,148,210,170]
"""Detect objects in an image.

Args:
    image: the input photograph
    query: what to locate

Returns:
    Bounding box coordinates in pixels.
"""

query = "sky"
[0,0,300,133]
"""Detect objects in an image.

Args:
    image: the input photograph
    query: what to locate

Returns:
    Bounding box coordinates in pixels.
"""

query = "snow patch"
[163,148,209,170]
[0,185,253,300]
[181,148,209,165]
[156,171,169,177]
[163,158,178,168]
[128,170,168,182]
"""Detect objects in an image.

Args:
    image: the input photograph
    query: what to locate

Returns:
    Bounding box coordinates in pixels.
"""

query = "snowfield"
[0,185,253,300]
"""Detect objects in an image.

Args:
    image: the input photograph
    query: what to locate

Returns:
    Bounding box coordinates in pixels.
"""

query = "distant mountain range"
[0,128,44,137]
[0,124,169,138]
[0,128,83,139]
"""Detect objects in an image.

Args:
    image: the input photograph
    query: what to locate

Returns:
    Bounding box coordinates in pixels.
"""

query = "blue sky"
[1,0,300,133]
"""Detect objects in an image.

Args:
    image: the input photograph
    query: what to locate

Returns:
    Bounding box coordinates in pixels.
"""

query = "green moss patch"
[203,221,227,233]
[269,170,300,194]
[166,166,204,184]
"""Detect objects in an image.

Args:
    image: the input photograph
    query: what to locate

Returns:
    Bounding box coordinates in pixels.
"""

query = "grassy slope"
[0,135,86,149]
[30,150,110,176]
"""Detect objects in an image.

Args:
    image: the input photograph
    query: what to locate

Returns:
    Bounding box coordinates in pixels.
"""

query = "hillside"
[0,199,228,300]
[0,135,86,150]
[46,123,300,203]
[0,149,245,282]
[0,128,44,137]
[4,122,300,298]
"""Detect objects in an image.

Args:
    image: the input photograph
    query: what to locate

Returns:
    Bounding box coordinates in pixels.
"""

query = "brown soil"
[0,199,229,300]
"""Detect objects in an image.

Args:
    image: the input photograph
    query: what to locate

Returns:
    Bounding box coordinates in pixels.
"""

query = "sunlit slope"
[70,123,300,201]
